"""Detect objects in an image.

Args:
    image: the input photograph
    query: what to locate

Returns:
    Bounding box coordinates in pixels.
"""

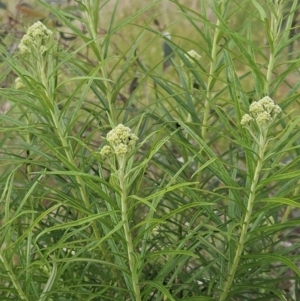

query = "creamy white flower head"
[19,21,53,56]
[100,145,113,157]
[15,77,26,89]
[101,124,138,158]
[259,96,274,110]
[256,111,272,126]
[26,21,52,40]
[115,143,128,155]
[241,96,281,130]
[21,35,33,47]
[271,104,282,118]
[240,114,253,126]
[185,50,201,63]
[19,44,30,55]
[255,96,282,118]
[107,131,121,145]
[249,101,264,116]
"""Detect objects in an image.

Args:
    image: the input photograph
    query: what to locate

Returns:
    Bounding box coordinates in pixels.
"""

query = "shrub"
[0,1,300,300]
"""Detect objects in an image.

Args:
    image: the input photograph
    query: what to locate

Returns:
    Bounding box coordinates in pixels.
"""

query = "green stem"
[197,4,223,187]
[265,1,283,95]
[119,159,141,301]
[36,53,91,213]
[265,47,275,95]
[81,1,116,124]
[201,25,220,140]
[49,111,88,205]
[50,106,117,280]
[219,132,267,301]
[35,41,113,269]
[98,55,116,125]
[50,111,107,241]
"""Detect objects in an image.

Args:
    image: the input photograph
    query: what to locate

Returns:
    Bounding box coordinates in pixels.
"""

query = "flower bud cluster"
[19,21,53,56]
[15,77,26,89]
[241,96,281,129]
[185,50,201,64]
[100,124,138,157]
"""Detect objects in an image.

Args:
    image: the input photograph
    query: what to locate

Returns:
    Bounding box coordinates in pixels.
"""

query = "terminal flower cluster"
[19,21,53,56]
[15,77,26,89]
[241,96,281,130]
[100,124,138,157]
[185,50,201,64]
[182,50,201,66]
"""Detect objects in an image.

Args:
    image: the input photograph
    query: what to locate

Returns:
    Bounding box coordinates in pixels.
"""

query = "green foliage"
[0,0,300,300]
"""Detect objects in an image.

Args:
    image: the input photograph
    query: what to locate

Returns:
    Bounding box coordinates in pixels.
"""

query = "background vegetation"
[0,0,300,300]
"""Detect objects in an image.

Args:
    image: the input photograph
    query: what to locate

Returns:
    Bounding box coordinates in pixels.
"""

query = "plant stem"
[265,0,283,95]
[38,52,92,215]
[197,1,223,187]
[36,39,113,272]
[201,20,220,141]
[42,76,109,258]
[265,45,275,95]
[81,1,116,125]
[219,132,267,301]
[119,159,141,301]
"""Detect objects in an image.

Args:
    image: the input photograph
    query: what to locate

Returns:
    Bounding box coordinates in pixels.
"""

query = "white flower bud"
[241,114,253,126]
[18,21,53,57]
[186,50,201,62]
[242,96,281,131]
[102,124,139,157]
